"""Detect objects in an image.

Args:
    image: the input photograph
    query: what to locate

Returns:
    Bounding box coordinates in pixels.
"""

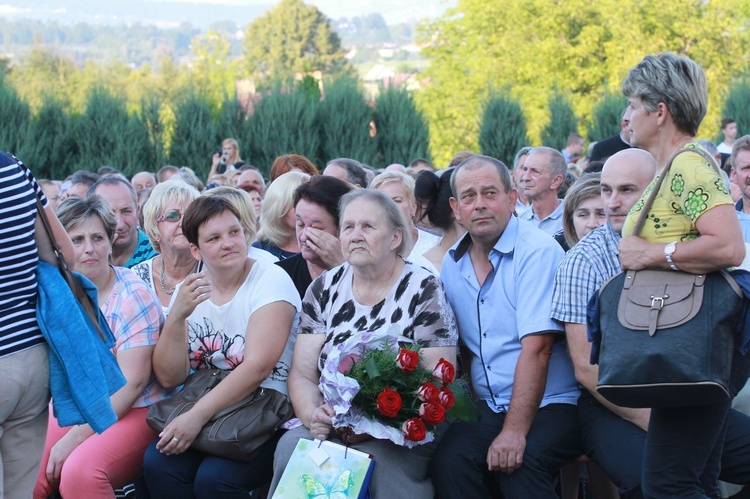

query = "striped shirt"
[0,153,48,358]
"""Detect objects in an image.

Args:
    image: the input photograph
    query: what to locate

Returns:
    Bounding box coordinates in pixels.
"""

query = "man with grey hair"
[518,147,566,235]
[432,154,580,498]
[731,135,750,242]
[590,107,633,162]
[131,171,156,192]
[87,177,156,268]
[323,158,368,188]
[512,147,532,214]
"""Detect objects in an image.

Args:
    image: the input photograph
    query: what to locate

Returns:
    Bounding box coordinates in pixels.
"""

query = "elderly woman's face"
[377,181,416,225]
[295,198,338,263]
[156,201,191,253]
[572,195,607,240]
[340,198,400,269]
[68,215,112,284]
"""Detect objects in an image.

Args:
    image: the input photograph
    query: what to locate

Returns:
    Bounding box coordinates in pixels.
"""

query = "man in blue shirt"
[431,155,581,498]
[517,147,566,235]
[552,148,750,497]
[731,135,750,242]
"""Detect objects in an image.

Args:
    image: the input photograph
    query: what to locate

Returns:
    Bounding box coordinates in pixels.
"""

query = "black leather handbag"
[147,369,294,461]
[594,148,744,408]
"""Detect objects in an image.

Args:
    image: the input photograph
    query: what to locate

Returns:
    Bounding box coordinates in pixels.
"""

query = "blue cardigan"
[36,261,126,434]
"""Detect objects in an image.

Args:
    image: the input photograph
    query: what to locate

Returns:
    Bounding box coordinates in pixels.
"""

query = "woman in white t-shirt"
[143,196,301,498]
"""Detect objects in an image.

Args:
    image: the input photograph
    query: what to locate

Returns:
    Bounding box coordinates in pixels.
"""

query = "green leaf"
[446,381,480,422]
[364,357,381,379]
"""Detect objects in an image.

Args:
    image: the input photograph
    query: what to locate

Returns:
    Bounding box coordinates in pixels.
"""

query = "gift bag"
[272,438,375,499]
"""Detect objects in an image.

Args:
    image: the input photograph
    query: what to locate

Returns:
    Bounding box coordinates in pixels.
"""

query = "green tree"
[318,75,377,165]
[244,84,321,173]
[168,90,216,176]
[721,78,750,141]
[587,90,629,142]
[190,30,239,107]
[417,0,750,166]
[541,90,578,151]
[243,0,348,79]
[0,76,30,157]
[478,90,528,168]
[24,96,77,179]
[373,86,430,168]
[139,95,167,169]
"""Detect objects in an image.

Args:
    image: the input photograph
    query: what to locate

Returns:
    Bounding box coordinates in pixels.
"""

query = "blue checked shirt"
[551,223,622,325]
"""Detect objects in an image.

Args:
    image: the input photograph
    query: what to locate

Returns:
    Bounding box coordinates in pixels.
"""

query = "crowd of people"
[3,51,750,499]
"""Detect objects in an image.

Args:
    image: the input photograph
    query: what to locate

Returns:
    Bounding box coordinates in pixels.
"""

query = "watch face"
[665,242,676,255]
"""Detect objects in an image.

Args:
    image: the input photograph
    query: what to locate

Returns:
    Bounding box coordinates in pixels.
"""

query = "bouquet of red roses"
[318,327,477,447]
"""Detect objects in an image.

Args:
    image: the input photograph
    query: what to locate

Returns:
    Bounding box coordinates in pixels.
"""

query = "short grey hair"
[450,155,512,198]
[622,52,707,137]
[327,158,368,188]
[57,194,118,243]
[370,170,417,208]
[697,140,719,158]
[530,146,567,178]
[338,189,413,255]
[513,147,533,169]
[732,135,750,168]
[87,175,138,209]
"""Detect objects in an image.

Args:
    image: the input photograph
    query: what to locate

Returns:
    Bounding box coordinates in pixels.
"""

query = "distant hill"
[0,0,271,29]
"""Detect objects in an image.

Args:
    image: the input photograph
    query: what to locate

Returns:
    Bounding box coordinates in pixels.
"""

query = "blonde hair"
[257,171,310,246]
[370,171,417,222]
[142,179,201,252]
[202,186,258,245]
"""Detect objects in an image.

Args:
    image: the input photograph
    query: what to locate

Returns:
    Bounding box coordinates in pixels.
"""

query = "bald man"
[551,149,750,497]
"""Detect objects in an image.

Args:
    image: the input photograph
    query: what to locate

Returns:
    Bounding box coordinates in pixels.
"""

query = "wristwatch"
[664,241,679,271]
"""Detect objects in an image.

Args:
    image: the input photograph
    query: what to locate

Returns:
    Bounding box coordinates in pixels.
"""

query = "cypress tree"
[373,85,430,168]
[540,90,578,151]
[478,90,528,168]
[587,90,628,142]
[721,78,750,141]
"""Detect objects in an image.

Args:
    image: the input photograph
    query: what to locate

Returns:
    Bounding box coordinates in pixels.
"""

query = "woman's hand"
[309,404,335,441]
[619,236,662,270]
[156,410,207,456]
[169,272,212,320]
[46,433,83,486]
[304,228,344,269]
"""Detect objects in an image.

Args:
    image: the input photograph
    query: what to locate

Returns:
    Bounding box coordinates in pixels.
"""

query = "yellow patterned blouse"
[622,143,732,243]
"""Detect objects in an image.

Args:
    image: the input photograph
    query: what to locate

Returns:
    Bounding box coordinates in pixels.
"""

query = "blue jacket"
[36,261,126,433]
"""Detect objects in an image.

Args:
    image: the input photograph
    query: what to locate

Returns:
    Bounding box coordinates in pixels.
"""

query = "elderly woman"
[133,180,201,311]
[269,189,458,498]
[553,173,607,251]
[371,171,442,260]
[252,171,310,260]
[414,168,466,273]
[142,196,300,498]
[276,175,352,299]
[619,53,745,498]
[268,154,319,183]
[34,196,168,498]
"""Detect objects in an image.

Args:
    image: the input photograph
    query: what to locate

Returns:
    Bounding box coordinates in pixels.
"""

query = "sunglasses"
[157,210,183,223]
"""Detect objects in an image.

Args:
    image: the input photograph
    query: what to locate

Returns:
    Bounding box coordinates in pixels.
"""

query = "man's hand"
[487,429,526,474]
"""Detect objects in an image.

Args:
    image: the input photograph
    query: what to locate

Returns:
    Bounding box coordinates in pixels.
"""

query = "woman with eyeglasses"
[133,179,201,312]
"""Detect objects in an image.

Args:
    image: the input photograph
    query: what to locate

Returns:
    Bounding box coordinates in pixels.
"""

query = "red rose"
[376,387,403,418]
[438,386,455,409]
[396,348,419,372]
[419,402,446,425]
[432,358,456,385]
[417,382,440,403]
[401,417,427,441]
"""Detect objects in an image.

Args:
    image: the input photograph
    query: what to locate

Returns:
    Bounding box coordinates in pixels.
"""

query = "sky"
[0,0,456,27]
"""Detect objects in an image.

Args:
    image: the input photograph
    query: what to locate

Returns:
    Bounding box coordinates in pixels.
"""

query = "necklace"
[160,256,198,296]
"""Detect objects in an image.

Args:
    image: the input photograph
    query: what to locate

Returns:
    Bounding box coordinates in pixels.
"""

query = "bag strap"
[630,145,722,237]
[35,196,107,342]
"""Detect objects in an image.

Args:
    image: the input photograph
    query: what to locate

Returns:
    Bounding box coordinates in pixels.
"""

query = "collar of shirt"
[450,215,520,262]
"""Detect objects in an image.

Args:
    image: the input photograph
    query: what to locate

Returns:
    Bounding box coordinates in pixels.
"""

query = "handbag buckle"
[650,295,665,309]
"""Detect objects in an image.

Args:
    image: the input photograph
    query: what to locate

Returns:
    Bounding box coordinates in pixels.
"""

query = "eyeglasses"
[157,210,183,223]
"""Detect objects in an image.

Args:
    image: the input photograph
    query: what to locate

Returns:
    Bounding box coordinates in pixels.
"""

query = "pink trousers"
[33,406,155,499]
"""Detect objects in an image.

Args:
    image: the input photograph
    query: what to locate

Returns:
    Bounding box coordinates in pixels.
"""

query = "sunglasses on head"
[157,210,183,223]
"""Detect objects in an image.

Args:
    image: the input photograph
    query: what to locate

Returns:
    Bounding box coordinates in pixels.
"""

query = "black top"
[275,253,313,300]
[251,240,297,261]
[590,133,631,162]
